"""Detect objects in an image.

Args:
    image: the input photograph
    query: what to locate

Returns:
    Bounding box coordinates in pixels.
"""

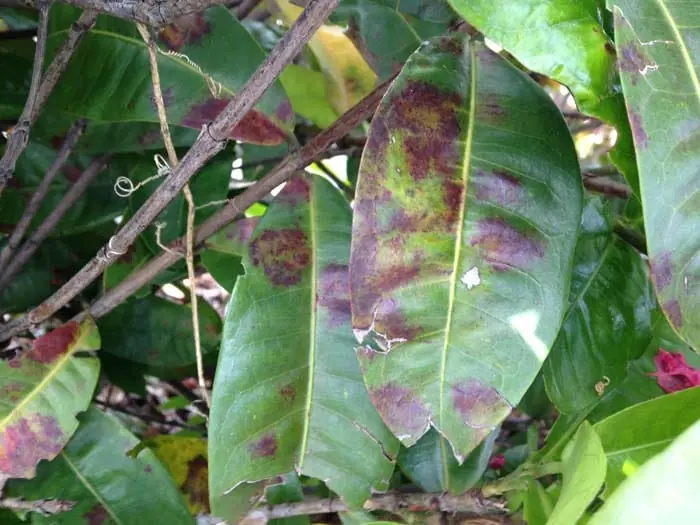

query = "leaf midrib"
[438,43,478,428]
[47,28,237,98]
[0,350,74,431]
[298,180,318,468]
[61,450,124,525]
[653,0,700,106]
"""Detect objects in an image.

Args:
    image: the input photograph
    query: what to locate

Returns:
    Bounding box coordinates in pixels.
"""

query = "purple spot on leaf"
[471,218,544,271]
[0,414,65,478]
[249,229,310,286]
[370,383,430,441]
[248,433,277,458]
[650,253,673,292]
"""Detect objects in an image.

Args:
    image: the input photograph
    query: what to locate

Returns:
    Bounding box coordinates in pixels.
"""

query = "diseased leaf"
[544,197,654,414]
[548,421,606,525]
[448,0,639,194]
[98,295,222,370]
[350,35,582,460]
[330,0,454,79]
[209,176,399,521]
[149,435,210,514]
[44,5,293,145]
[609,1,700,347]
[4,407,194,524]
[590,419,700,524]
[398,427,496,494]
[0,319,100,481]
[593,386,700,496]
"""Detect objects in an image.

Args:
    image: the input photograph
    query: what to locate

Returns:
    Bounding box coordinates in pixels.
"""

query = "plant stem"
[0,0,340,343]
[78,75,394,324]
[0,1,50,196]
[0,119,87,275]
[482,462,562,497]
[0,156,109,291]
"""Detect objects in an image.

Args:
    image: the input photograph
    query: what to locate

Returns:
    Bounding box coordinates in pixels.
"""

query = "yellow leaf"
[276,0,377,113]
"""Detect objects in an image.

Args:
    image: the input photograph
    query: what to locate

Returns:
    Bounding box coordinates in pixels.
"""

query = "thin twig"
[239,491,505,521]
[0,0,258,25]
[137,22,210,408]
[0,497,75,515]
[582,175,631,199]
[79,75,394,323]
[0,156,108,291]
[0,119,87,275]
[0,1,50,196]
[0,0,340,343]
[93,399,205,431]
[35,10,98,111]
[235,0,261,19]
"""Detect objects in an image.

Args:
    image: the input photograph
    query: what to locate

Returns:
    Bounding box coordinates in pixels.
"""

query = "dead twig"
[0,156,109,291]
[0,1,50,196]
[137,22,210,408]
[0,496,75,515]
[0,0,341,343]
[0,119,87,275]
[582,175,631,199]
[80,75,394,323]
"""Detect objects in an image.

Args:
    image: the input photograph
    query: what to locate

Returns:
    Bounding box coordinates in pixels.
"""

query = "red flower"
[488,454,505,470]
[649,349,700,393]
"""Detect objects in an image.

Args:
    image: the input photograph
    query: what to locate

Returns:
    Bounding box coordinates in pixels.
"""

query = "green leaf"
[0,319,100,480]
[202,217,258,291]
[45,5,293,145]
[398,428,496,494]
[590,419,700,524]
[448,0,639,194]
[544,197,654,414]
[4,407,194,524]
[280,65,338,128]
[524,480,555,525]
[98,295,222,370]
[593,386,700,496]
[0,143,127,237]
[548,421,606,525]
[609,1,700,347]
[0,50,31,119]
[209,175,398,521]
[0,233,109,314]
[351,35,582,460]
[330,0,454,79]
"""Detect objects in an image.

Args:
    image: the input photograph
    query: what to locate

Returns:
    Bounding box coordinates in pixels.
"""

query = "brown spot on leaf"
[619,43,655,84]
[442,178,464,226]
[370,383,430,439]
[279,384,296,402]
[249,228,310,286]
[83,503,107,525]
[275,100,294,123]
[452,380,511,448]
[29,322,79,364]
[317,263,351,327]
[50,133,66,150]
[144,464,152,473]
[604,41,616,56]
[182,98,288,145]
[138,129,161,148]
[473,170,523,206]
[650,253,673,292]
[181,455,210,512]
[387,82,462,180]
[629,112,648,148]
[0,383,24,403]
[248,433,277,458]
[0,414,64,477]
[62,164,82,183]
[151,87,174,110]
[158,14,211,51]
[278,177,311,204]
[471,218,544,271]
[664,299,683,329]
